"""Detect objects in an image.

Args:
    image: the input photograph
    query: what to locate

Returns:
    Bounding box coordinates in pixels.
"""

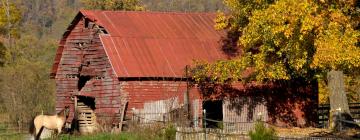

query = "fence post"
[203,109,206,140]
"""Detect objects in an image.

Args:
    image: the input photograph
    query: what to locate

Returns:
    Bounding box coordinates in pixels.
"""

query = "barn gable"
[52,12,124,132]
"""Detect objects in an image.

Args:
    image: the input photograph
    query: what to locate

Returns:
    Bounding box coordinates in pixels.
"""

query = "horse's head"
[64,106,70,118]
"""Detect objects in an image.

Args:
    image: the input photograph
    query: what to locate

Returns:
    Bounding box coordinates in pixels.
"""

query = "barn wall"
[55,17,122,124]
[223,97,268,131]
[199,79,318,127]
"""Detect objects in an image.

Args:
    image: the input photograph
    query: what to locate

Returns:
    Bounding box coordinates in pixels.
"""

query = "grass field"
[0,132,162,140]
[0,133,25,140]
[0,122,176,140]
[57,132,163,140]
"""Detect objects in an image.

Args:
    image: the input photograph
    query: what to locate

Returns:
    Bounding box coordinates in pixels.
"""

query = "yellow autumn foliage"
[192,0,360,102]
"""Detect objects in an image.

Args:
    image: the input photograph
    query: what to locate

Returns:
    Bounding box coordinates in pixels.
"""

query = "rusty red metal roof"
[52,10,227,78]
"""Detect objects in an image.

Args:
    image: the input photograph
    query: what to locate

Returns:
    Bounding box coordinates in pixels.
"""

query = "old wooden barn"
[51,10,318,133]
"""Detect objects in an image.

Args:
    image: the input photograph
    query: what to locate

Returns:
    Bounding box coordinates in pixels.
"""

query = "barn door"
[75,96,97,134]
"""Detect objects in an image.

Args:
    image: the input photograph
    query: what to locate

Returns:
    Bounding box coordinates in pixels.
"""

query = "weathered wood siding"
[223,97,268,132]
[55,18,122,124]
[120,81,202,120]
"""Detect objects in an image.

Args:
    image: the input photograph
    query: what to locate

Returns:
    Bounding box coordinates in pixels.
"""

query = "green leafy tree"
[0,1,21,64]
[0,1,21,39]
[0,59,55,125]
[81,0,144,11]
[0,0,59,126]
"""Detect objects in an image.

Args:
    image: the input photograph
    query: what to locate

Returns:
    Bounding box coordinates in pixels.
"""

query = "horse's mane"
[57,106,69,116]
[57,108,65,116]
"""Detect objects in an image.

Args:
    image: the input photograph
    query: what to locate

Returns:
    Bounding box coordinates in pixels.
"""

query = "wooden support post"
[185,65,191,126]
[118,101,127,132]
[203,109,207,140]
[116,93,128,133]
[74,95,78,119]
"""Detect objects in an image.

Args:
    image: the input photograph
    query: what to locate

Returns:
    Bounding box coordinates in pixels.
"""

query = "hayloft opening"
[203,100,223,128]
[77,96,96,110]
[78,75,91,91]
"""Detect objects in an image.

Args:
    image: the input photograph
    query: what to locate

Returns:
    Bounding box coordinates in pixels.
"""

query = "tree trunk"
[327,70,359,131]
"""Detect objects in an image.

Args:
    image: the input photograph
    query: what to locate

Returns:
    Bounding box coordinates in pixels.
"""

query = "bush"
[164,124,176,140]
[249,121,277,140]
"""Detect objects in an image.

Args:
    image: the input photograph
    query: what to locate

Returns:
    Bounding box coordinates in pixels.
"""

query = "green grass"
[56,124,177,140]
[249,121,278,140]
[0,133,25,140]
[57,132,163,140]
[49,124,177,140]
[0,123,26,140]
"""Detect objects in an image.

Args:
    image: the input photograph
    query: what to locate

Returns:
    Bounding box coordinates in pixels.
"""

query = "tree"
[0,59,55,125]
[80,0,144,11]
[0,0,59,127]
[0,1,21,38]
[193,0,360,130]
[0,0,21,63]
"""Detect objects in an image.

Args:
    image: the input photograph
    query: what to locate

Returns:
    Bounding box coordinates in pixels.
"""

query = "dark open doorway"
[72,95,96,134]
[78,75,92,91]
[203,100,223,128]
[77,95,96,110]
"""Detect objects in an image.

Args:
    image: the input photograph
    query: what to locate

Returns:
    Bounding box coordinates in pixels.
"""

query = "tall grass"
[57,132,163,140]
[0,133,25,140]
[57,123,177,140]
[249,121,278,140]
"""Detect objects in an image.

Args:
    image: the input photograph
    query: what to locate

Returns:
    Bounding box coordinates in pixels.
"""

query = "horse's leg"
[34,125,41,140]
[57,127,62,137]
[35,126,44,140]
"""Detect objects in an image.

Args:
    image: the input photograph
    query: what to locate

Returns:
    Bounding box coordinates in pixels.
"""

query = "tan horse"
[29,106,70,140]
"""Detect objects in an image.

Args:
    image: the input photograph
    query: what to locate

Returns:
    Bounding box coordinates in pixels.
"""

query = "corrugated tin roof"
[52,10,227,78]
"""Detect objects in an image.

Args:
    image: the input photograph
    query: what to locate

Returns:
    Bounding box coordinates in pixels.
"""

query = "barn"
[51,10,318,133]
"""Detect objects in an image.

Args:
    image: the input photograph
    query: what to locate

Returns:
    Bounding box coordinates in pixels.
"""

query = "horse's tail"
[29,116,35,134]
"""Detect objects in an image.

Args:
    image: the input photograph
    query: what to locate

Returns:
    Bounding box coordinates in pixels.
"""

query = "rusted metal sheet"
[52,10,227,78]
[100,36,224,77]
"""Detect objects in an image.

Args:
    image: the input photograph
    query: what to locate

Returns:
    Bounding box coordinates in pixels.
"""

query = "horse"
[29,106,70,140]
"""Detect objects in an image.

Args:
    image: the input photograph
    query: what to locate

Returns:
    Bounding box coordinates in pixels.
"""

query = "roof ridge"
[80,9,216,15]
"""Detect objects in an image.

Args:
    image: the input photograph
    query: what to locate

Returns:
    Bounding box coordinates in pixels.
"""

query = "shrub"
[249,121,277,140]
[164,124,176,140]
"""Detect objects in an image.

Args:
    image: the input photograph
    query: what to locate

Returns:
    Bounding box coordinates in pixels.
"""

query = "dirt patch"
[274,127,360,139]
[274,127,331,137]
